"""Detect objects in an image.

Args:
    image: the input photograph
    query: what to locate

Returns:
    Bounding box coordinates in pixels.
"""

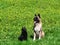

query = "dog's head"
[33,14,41,23]
[22,26,27,33]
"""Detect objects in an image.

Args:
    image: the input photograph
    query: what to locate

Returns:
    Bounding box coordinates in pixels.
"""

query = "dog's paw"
[33,39,35,41]
[39,37,41,40]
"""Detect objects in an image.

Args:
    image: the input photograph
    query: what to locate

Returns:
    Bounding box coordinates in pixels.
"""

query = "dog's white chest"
[34,23,42,31]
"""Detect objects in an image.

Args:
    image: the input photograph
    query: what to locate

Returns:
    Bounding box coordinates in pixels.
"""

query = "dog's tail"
[41,31,45,38]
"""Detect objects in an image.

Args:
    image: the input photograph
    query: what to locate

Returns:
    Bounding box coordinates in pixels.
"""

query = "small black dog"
[18,26,27,41]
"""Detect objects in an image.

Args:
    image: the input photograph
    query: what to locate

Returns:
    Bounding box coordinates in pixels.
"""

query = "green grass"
[0,0,60,45]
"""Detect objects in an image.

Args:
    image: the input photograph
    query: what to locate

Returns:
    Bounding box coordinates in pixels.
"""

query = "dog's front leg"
[39,32,41,40]
[33,32,36,41]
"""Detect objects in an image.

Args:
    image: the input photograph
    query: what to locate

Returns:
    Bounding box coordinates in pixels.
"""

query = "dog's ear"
[33,14,36,20]
[35,14,37,16]
[22,26,26,31]
[38,14,41,18]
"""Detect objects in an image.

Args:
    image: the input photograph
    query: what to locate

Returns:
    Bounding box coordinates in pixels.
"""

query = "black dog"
[18,26,27,41]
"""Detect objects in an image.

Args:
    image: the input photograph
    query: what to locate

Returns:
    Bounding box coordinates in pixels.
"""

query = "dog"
[33,14,44,40]
[18,26,28,41]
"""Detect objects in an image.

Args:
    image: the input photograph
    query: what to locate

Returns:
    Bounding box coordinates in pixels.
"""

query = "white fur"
[34,23,42,32]
[33,23,42,41]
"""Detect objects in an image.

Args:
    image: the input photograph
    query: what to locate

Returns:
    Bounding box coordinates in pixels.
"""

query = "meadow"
[0,0,60,45]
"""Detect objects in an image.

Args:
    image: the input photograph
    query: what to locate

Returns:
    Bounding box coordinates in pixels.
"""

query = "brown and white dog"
[33,14,44,40]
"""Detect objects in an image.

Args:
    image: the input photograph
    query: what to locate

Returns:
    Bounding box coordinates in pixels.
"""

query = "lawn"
[0,0,60,45]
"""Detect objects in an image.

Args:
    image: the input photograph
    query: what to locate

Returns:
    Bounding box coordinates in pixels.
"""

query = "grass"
[0,0,60,45]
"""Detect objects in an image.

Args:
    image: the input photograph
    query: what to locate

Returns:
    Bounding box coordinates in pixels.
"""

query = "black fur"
[38,14,41,18]
[18,26,27,41]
